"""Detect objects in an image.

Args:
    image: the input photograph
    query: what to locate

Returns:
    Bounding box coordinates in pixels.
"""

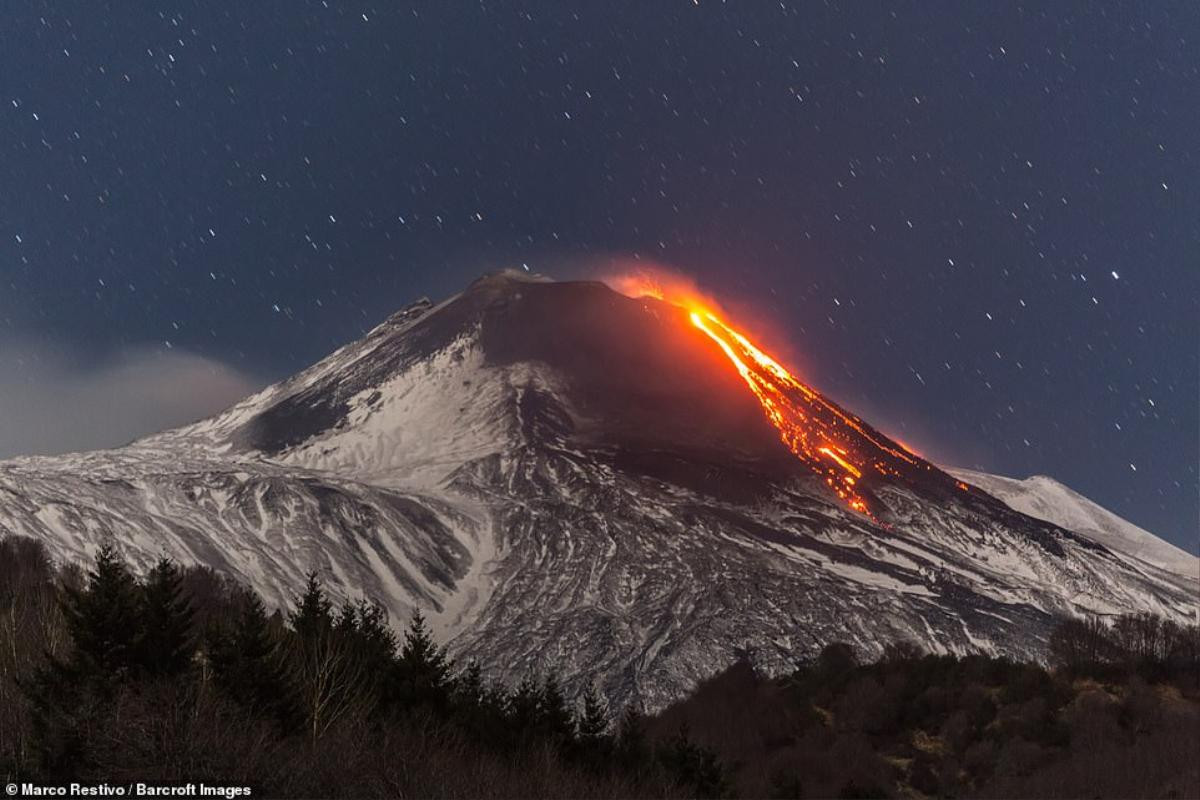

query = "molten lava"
[621,276,933,520]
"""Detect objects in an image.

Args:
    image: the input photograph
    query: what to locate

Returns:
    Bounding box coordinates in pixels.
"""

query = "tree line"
[1,533,1197,799]
[652,630,1198,798]
[0,535,722,798]
[1048,609,1200,681]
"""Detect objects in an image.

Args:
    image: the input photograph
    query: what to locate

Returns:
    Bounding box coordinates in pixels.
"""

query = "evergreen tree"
[290,571,333,643]
[538,672,576,742]
[136,558,195,678]
[393,609,453,712]
[350,599,397,670]
[507,674,541,737]
[334,601,358,635]
[207,589,295,727]
[450,659,510,746]
[339,598,396,716]
[578,681,609,741]
[61,542,140,687]
[573,680,613,770]
[27,542,139,773]
[455,659,486,708]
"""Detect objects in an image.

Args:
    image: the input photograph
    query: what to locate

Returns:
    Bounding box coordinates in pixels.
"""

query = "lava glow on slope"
[619,277,932,519]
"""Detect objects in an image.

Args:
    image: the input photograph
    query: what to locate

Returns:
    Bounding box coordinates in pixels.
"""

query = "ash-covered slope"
[1,272,1195,710]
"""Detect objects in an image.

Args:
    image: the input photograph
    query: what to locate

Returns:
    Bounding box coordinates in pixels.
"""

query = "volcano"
[1,271,1195,709]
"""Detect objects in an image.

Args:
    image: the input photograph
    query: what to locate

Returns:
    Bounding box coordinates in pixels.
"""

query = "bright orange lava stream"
[617,276,941,518]
[681,306,928,520]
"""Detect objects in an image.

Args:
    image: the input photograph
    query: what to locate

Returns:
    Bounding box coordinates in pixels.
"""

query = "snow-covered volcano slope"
[1,272,1195,709]
[950,469,1198,581]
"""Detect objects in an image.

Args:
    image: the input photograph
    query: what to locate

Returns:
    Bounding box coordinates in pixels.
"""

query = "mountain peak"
[5,274,1195,712]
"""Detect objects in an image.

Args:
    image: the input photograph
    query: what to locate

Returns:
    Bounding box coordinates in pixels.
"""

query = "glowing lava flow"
[678,305,931,520]
[616,273,937,517]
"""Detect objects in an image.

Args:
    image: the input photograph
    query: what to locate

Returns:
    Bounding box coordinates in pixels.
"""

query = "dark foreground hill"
[2,536,1197,799]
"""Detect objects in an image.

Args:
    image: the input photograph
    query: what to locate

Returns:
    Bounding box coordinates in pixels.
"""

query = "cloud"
[0,340,264,459]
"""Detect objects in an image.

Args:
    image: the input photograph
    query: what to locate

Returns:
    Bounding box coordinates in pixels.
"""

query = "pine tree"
[207,589,295,727]
[136,557,195,678]
[290,571,333,643]
[450,659,508,745]
[334,601,358,635]
[578,681,609,741]
[27,543,139,773]
[571,680,613,770]
[456,659,485,707]
[393,608,453,712]
[61,542,140,686]
[351,599,396,670]
[538,672,576,742]
[338,598,395,716]
[507,674,541,737]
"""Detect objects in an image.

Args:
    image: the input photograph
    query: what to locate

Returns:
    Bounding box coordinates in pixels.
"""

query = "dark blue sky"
[2,2,1197,552]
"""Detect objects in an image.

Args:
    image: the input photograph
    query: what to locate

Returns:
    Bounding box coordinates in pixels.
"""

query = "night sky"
[2,3,1197,552]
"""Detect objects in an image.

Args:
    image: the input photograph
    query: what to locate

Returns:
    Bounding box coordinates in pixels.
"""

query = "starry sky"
[2,2,1197,552]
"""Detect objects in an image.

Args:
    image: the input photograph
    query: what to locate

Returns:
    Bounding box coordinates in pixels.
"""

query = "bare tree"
[1049,615,1119,671]
[290,622,375,743]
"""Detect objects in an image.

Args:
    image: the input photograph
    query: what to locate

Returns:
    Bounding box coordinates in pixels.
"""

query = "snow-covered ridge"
[951,468,1198,581]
